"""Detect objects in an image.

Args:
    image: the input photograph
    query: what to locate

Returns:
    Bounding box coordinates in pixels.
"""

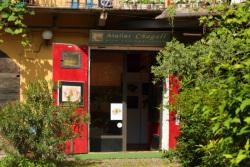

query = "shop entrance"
[89,50,162,152]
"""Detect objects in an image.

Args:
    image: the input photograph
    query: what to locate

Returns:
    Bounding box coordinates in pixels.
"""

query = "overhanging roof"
[27,6,162,16]
[25,6,204,31]
[155,8,212,19]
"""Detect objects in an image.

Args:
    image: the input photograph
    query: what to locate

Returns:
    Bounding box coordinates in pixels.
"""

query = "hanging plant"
[165,5,176,34]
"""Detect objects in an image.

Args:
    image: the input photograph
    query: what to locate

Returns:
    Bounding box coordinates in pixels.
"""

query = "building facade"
[0,0,218,153]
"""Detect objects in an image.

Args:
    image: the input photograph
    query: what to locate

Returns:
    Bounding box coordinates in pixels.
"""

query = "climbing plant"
[152,1,250,166]
[0,0,33,46]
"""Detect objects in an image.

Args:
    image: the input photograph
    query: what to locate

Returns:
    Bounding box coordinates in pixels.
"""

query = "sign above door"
[89,30,171,46]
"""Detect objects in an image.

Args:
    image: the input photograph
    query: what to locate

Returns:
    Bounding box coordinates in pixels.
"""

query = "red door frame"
[169,75,180,149]
[52,43,89,154]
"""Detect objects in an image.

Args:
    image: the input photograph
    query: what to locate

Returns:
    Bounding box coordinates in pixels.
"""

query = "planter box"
[123,3,130,9]
[121,3,164,10]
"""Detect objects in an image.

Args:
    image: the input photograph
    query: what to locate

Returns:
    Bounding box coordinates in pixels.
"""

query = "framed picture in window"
[58,81,84,106]
[61,51,81,68]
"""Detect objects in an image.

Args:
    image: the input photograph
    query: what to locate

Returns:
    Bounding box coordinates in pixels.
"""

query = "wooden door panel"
[0,51,19,106]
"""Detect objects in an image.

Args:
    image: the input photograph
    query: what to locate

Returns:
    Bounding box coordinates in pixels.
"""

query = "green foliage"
[162,149,177,160]
[0,80,88,161]
[165,5,176,30]
[0,0,34,46]
[162,150,175,158]
[0,155,56,167]
[152,1,250,166]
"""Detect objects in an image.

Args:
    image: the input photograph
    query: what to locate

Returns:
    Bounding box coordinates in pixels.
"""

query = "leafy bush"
[152,1,250,166]
[0,80,87,162]
[0,155,56,167]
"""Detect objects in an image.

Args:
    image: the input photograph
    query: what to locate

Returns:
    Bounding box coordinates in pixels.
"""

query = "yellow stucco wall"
[0,30,89,100]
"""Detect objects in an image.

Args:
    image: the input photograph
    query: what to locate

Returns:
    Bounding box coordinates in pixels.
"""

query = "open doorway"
[89,50,162,152]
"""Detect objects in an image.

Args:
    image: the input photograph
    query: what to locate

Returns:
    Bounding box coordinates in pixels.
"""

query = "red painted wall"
[169,75,180,149]
[53,43,88,154]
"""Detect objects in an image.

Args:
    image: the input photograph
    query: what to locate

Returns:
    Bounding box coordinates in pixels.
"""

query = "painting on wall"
[59,81,84,106]
[110,103,123,120]
[61,51,81,68]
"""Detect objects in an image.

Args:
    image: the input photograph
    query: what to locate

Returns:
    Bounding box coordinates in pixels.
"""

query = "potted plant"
[139,0,150,9]
[150,0,156,9]
[122,0,131,9]
[130,0,138,9]
[175,0,186,9]
[155,0,165,10]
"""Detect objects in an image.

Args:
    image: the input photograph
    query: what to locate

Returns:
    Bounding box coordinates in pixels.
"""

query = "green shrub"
[0,80,88,161]
[152,1,250,166]
[0,155,56,167]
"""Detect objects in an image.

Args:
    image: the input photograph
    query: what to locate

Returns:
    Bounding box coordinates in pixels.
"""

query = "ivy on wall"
[0,0,34,46]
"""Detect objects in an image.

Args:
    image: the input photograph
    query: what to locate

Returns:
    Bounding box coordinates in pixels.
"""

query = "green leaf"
[7,15,17,22]
[4,27,14,34]
[237,127,250,135]
[224,118,231,129]
[235,150,247,165]
[233,64,244,70]
[223,154,233,159]
[244,117,250,124]
[242,59,250,66]
[14,28,23,34]
[245,139,250,150]
[1,12,9,18]
[231,117,241,124]
[240,99,250,111]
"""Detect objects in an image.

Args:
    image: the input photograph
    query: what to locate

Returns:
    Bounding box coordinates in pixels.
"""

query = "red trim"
[169,75,180,149]
[53,44,88,154]
[148,122,160,146]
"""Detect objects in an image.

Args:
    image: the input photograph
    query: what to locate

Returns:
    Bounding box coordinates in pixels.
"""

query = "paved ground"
[0,150,179,166]
[90,158,176,167]
[63,158,178,167]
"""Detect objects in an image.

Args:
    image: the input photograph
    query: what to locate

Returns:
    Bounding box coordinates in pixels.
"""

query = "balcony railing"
[20,0,228,11]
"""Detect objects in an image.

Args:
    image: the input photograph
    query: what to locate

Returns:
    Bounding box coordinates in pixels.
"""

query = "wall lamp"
[42,30,53,46]
[32,30,53,53]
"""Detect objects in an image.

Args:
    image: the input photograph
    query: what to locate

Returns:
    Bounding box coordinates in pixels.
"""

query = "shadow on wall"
[20,46,53,97]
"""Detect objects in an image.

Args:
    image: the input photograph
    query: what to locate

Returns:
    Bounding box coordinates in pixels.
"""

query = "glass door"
[90,50,126,152]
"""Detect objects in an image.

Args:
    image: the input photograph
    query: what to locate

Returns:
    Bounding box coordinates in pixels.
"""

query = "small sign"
[89,30,171,46]
[99,0,113,8]
[110,103,123,120]
[117,122,122,128]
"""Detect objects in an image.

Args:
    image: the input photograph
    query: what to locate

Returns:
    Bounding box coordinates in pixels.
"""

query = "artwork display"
[62,85,81,102]
[59,81,84,106]
[61,51,81,68]
[110,103,123,120]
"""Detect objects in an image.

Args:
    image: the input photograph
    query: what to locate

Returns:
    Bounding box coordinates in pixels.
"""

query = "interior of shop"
[89,50,162,152]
